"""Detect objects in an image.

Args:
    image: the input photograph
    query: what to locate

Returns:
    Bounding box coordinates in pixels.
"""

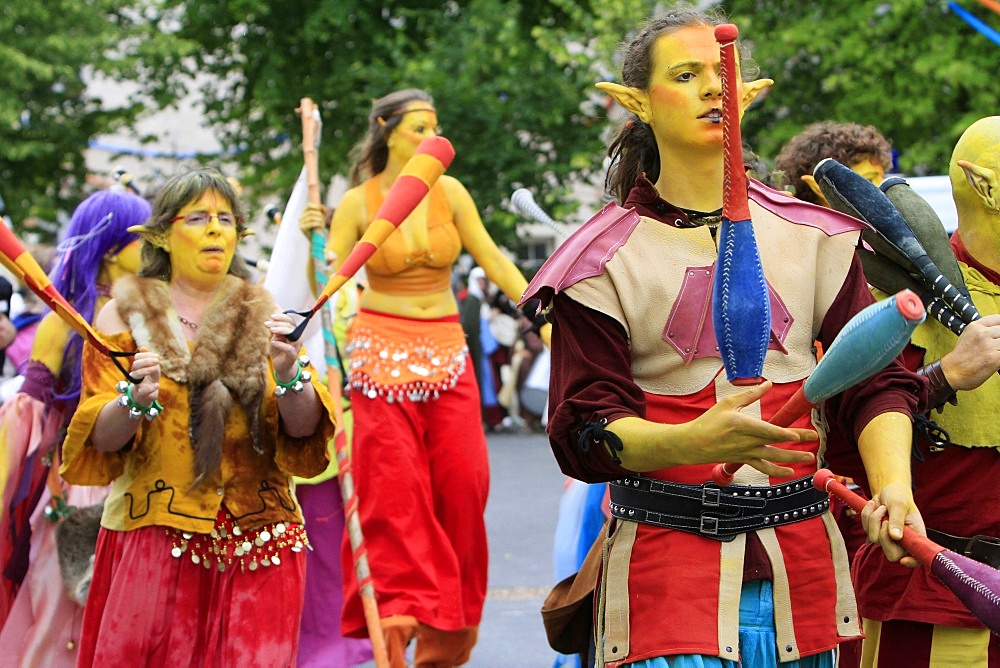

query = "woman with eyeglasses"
[59,168,337,667]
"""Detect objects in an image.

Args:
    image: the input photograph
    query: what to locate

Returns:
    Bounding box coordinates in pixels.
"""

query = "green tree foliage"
[723,0,1000,176]
[12,0,993,245]
[0,0,195,233]
[138,0,661,246]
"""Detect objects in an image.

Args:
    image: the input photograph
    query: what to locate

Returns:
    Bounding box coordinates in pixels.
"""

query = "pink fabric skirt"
[296,478,372,667]
[78,510,307,668]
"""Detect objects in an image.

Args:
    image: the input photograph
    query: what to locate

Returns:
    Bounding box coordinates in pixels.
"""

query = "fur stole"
[112,275,275,485]
[56,502,104,605]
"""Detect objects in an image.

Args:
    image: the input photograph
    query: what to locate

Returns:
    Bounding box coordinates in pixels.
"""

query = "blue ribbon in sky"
[949,2,1000,46]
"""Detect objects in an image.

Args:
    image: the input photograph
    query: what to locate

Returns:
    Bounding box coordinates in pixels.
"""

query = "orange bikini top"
[362,177,461,295]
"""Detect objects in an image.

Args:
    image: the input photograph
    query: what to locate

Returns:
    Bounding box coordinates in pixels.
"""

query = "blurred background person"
[772,120,893,203]
[328,88,541,666]
[0,278,17,383]
[293,202,373,668]
[0,189,149,667]
[834,116,1000,668]
[769,120,895,668]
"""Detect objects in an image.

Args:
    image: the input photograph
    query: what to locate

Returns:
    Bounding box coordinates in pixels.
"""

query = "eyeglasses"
[170,212,238,227]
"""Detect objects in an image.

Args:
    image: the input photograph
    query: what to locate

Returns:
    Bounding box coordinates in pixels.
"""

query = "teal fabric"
[625,580,836,668]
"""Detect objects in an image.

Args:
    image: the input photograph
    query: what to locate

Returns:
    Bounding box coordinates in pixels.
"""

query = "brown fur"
[56,502,105,605]
[188,380,232,487]
[112,275,274,484]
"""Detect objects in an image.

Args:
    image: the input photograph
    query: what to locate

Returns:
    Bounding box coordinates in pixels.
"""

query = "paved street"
[356,428,568,667]
[474,429,568,667]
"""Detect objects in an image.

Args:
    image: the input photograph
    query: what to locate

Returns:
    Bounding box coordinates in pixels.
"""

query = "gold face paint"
[645,26,735,154]
[109,239,143,275]
[168,189,238,283]
[849,158,886,187]
[388,103,439,164]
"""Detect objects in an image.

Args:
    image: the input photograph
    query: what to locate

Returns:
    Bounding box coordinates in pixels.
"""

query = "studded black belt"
[609,474,830,542]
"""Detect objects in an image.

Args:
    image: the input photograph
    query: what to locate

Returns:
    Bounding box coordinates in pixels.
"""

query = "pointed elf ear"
[740,79,773,115]
[238,229,255,240]
[957,159,999,212]
[127,224,170,252]
[596,81,652,124]
[799,174,830,207]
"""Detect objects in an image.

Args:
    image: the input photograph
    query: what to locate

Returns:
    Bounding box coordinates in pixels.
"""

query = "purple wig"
[51,190,151,402]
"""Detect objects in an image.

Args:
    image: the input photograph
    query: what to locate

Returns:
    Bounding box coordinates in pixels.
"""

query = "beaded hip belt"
[165,506,309,573]
[347,310,468,402]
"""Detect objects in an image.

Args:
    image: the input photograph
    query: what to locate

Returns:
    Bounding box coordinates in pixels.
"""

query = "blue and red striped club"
[712,23,770,386]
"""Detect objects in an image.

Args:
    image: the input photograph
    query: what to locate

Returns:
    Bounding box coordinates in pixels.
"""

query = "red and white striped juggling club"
[815,469,1000,636]
[0,224,138,382]
[286,135,455,341]
[713,24,770,386]
[813,158,981,328]
[712,289,925,485]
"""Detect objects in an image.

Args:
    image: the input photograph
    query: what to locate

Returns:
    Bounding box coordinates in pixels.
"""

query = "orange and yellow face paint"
[167,189,238,284]
[849,158,886,188]
[387,104,440,164]
[109,239,143,277]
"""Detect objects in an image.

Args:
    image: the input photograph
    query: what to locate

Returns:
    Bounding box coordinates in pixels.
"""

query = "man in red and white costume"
[522,8,926,668]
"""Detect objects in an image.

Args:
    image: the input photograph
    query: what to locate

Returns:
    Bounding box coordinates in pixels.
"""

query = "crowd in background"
[0,32,995,663]
[458,264,548,435]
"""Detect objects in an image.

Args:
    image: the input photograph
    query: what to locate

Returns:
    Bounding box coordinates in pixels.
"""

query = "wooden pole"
[297,97,390,668]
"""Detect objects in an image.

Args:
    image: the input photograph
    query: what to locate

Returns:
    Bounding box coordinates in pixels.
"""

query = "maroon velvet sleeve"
[819,254,928,455]
[547,291,646,482]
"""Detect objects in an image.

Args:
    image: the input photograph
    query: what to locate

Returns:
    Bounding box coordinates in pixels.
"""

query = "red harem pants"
[77,520,306,667]
[340,347,490,636]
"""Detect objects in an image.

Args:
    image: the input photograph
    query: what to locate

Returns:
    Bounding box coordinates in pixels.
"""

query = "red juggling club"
[815,469,1000,636]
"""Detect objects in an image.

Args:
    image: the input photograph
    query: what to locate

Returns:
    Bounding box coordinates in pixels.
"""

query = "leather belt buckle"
[700,514,719,536]
[966,535,1000,568]
[702,486,721,508]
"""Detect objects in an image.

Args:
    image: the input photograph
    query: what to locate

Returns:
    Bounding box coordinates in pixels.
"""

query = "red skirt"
[77,508,307,668]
